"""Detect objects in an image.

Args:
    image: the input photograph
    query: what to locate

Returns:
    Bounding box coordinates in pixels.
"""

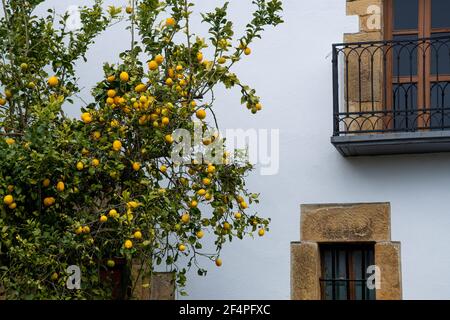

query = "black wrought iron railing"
[332,35,450,136]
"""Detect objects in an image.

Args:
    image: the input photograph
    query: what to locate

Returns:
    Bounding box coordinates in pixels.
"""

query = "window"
[385,0,450,130]
[320,244,375,300]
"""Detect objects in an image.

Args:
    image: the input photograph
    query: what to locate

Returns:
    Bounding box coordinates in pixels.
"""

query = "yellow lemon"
[8,202,16,209]
[197,189,206,196]
[166,17,176,27]
[3,195,14,205]
[82,226,90,234]
[106,97,114,105]
[181,213,190,224]
[132,162,141,171]
[5,138,15,145]
[196,230,204,239]
[107,75,116,82]
[133,231,142,240]
[165,134,174,144]
[205,193,213,201]
[47,76,59,87]
[100,215,108,223]
[124,239,133,249]
[244,47,251,55]
[56,181,65,192]
[190,200,198,208]
[43,197,55,207]
[234,212,242,219]
[196,109,206,120]
[148,60,158,71]
[197,52,203,62]
[202,178,211,186]
[160,165,167,173]
[81,112,93,124]
[155,54,164,64]
[120,71,129,82]
[92,158,100,167]
[42,179,51,187]
[215,258,222,267]
[178,244,186,252]
[258,229,265,237]
[161,117,170,125]
[135,83,147,93]
[108,209,118,218]
[112,140,122,151]
[76,162,84,171]
[107,89,116,98]
[110,119,119,128]
[240,201,248,209]
[127,201,139,209]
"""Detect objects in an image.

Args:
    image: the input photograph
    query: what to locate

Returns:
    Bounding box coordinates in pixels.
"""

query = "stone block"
[375,242,402,300]
[301,203,391,242]
[291,242,321,300]
[151,272,175,300]
[347,0,382,17]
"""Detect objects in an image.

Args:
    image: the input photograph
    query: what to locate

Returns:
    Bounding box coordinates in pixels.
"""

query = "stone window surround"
[290,203,402,300]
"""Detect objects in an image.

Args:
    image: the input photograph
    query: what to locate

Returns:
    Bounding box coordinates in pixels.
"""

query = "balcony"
[331,35,450,157]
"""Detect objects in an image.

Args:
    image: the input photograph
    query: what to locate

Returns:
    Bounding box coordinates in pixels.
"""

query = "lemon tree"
[0,0,283,299]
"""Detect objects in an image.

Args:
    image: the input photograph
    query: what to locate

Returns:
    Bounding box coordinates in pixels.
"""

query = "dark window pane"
[432,0,450,29]
[431,33,450,76]
[393,83,418,130]
[393,35,418,77]
[394,0,419,30]
[335,280,348,300]
[322,249,333,279]
[353,250,363,279]
[430,81,450,128]
[323,281,333,300]
[336,249,347,279]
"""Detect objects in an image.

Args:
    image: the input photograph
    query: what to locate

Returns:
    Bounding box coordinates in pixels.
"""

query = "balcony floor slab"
[331,131,450,156]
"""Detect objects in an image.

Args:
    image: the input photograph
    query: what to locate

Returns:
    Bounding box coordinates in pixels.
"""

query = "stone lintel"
[301,203,391,242]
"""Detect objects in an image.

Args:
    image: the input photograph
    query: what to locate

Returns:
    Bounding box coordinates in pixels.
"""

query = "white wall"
[39,0,450,299]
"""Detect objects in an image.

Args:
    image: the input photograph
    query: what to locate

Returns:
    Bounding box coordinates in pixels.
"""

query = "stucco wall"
[38,0,450,299]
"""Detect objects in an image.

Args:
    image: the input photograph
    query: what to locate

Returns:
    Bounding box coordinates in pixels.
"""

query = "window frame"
[319,243,376,300]
[384,0,450,128]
